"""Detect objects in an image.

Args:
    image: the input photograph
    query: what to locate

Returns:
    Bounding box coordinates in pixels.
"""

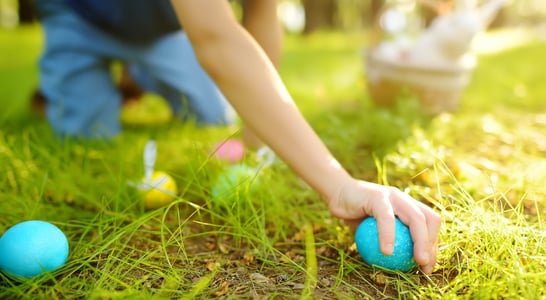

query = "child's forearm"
[171,0,354,203]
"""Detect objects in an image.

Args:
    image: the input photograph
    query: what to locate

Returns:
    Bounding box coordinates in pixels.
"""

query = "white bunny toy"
[407,0,507,68]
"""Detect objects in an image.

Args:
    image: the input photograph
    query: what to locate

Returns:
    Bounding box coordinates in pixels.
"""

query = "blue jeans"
[38,3,234,138]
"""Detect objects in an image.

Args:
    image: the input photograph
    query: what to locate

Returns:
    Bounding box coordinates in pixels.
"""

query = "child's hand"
[327,179,441,274]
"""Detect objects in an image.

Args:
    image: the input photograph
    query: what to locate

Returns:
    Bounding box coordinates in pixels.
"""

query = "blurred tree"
[370,0,384,21]
[337,0,375,29]
[302,0,337,34]
[18,0,36,24]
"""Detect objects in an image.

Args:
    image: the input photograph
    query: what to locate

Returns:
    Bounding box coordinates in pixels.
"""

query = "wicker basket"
[364,50,476,114]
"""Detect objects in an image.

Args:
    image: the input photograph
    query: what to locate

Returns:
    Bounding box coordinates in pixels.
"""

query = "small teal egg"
[355,217,416,272]
[211,164,258,207]
[0,220,69,279]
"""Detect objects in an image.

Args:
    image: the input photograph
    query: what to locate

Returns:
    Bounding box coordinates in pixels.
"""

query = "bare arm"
[170,0,440,274]
[171,1,349,199]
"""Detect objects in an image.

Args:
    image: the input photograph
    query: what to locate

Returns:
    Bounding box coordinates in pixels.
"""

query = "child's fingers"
[417,214,440,274]
[397,196,441,274]
[422,238,438,274]
[393,192,432,267]
[371,194,396,256]
[415,201,442,273]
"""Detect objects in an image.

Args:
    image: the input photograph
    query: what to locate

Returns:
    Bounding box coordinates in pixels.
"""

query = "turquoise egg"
[0,220,69,279]
[355,217,416,272]
[211,164,258,207]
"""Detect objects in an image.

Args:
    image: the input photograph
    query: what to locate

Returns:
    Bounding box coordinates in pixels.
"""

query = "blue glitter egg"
[355,217,416,272]
[0,220,69,279]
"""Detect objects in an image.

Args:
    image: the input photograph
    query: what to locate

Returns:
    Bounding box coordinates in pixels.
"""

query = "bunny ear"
[479,0,508,27]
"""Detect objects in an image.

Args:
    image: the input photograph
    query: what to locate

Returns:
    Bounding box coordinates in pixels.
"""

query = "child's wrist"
[312,160,354,206]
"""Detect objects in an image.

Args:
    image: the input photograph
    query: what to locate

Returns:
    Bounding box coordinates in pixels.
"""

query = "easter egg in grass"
[0,220,69,279]
[211,164,258,208]
[138,171,178,209]
[355,217,416,272]
[211,139,245,164]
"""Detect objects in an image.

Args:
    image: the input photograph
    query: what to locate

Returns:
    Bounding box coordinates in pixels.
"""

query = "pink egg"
[212,139,245,163]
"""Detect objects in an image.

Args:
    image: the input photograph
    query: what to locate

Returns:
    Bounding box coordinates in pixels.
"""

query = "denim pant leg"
[39,10,122,138]
[130,31,236,126]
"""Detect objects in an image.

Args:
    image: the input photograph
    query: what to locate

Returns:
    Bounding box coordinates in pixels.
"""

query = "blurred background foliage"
[1,0,546,33]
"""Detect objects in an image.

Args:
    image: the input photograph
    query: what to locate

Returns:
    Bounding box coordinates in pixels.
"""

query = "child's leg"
[38,8,122,138]
[130,31,236,126]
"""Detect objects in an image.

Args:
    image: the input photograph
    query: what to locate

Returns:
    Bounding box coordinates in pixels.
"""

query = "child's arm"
[170,0,440,274]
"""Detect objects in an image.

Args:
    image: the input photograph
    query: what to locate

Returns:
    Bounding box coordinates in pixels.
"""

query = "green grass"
[1,25,546,299]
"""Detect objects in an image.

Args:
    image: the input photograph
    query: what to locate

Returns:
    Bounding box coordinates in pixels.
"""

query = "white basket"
[364,50,476,114]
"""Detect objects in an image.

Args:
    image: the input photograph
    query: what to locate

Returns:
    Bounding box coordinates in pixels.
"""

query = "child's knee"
[45,93,122,139]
